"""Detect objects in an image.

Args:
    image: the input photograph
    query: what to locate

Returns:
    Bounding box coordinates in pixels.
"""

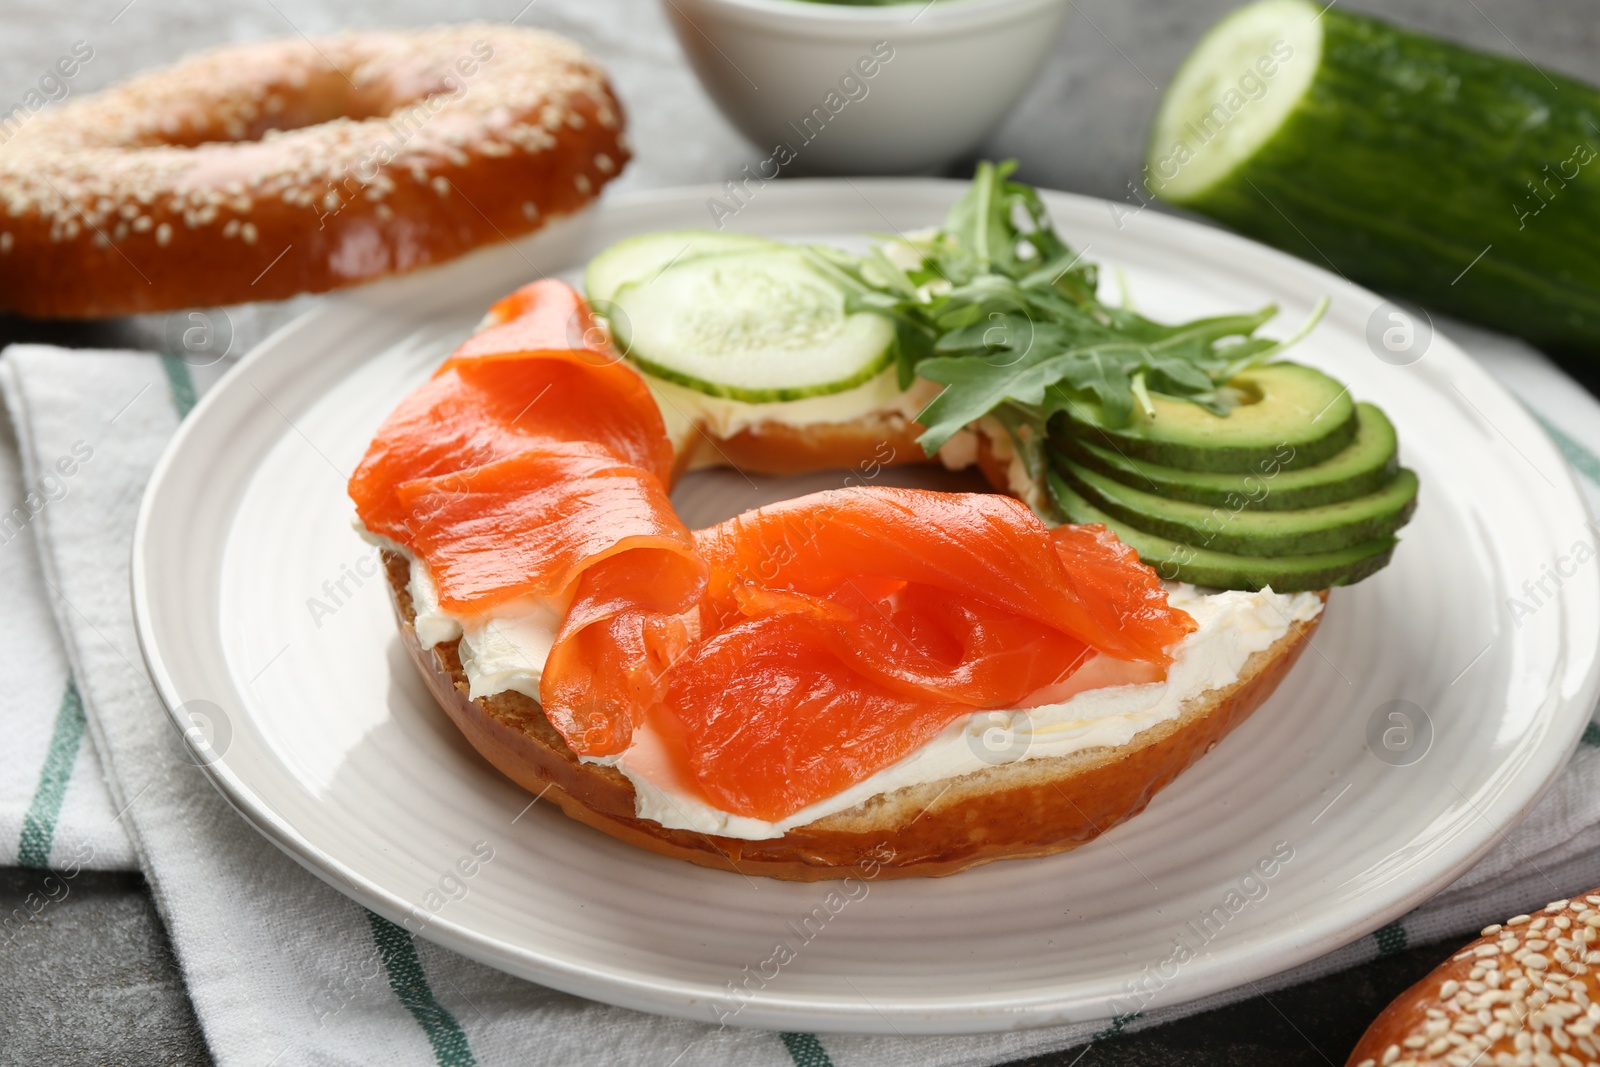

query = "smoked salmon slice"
[392,442,690,614]
[663,488,1195,820]
[350,279,706,751]
[349,279,1197,824]
[349,280,674,554]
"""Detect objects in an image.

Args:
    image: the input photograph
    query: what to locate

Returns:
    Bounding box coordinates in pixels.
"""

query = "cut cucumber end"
[1146,0,1323,204]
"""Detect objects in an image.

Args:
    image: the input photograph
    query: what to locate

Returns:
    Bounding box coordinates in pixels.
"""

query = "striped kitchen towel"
[4,316,1600,1067]
[0,384,135,874]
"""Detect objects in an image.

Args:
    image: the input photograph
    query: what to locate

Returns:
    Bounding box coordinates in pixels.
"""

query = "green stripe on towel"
[1374,919,1407,957]
[17,680,86,868]
[365,911,477,1067]
[159,355,197,420]
[780,1033,836,1067]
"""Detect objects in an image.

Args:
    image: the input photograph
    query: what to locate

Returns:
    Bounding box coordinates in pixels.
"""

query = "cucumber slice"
[1148,0,1600,353]
[1049,470,1397,591]
[584,230,779,307]
[1056,457,1418,557]
[1054,402,1400,510]
[1062,363,1357,473]
[608,248,897,402]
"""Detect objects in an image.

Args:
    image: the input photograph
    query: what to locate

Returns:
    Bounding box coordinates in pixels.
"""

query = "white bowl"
[660,0,1070,175]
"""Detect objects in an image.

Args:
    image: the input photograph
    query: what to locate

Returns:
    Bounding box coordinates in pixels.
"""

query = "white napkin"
[4,320,1600,1067]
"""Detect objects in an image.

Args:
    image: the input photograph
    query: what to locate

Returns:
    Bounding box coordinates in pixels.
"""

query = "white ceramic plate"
[132,179,1600,1034]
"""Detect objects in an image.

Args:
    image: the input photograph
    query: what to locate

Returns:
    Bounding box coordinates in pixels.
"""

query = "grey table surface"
[2,0,1597,1064]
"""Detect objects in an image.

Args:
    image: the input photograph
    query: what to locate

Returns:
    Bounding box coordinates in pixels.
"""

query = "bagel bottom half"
[384,549,1324,881]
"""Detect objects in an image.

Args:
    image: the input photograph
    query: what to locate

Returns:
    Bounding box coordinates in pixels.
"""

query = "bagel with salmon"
[351,277,1330,881]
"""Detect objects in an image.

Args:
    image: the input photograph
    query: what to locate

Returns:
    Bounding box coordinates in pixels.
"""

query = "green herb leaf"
[817,161,1328,465]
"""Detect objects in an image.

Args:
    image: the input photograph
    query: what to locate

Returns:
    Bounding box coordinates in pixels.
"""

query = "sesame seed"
[240,222,258,244]
[0,232,11,253]
[156,222,172,246]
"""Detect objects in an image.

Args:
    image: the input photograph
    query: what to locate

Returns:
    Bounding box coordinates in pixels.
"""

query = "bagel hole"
[150,69,443,147]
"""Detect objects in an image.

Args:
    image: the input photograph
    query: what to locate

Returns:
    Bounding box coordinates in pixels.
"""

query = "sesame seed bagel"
[0,25,627,318]
[385,549,1324,881]
[1347,893,1600,1067]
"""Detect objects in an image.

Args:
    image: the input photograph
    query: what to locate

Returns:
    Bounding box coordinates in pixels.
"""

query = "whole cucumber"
[1146,0,1600,353]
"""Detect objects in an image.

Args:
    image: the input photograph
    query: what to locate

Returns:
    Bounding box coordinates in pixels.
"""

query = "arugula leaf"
[812,161,1329,475]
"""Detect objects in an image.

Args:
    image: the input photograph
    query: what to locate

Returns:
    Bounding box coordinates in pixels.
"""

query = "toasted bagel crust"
[385,551,1323,880]
[0,26,626,318]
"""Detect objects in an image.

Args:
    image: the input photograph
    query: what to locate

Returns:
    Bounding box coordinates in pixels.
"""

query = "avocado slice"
[1053,402,1401,511]
[1055,457,1418,557]
[1061,362,1358,472]
[1048,472,1397,592]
